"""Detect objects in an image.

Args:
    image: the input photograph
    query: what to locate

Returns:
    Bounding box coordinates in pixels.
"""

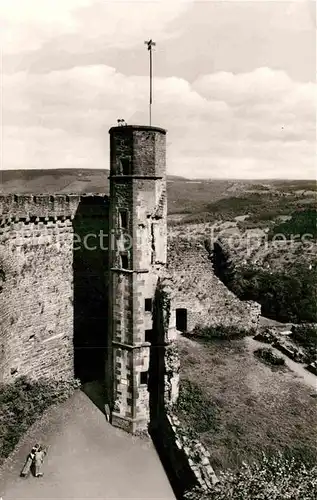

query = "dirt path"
[245,337,317,391]
[0,390,176,500]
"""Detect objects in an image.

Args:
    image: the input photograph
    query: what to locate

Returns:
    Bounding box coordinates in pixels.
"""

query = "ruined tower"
[107,125,167,433]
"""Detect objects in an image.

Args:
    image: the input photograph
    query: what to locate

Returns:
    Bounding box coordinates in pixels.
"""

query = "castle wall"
[0,194,109,384]
[149,281,218,499]
[0,217,74,383]
[167,238,260,332]
[0,194,81,220]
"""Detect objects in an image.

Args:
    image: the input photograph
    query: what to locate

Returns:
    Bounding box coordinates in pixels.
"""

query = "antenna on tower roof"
[144,39,156,126]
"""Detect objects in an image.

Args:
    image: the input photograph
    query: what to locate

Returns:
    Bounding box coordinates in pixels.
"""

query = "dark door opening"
[176,308,187,332]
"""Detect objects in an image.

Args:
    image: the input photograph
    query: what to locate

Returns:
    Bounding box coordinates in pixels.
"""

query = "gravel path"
[0,390,176,500]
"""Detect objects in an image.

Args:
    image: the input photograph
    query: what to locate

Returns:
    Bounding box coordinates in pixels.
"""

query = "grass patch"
[175,379,217,434]
[0,376,80,465]
[178,336,317,472]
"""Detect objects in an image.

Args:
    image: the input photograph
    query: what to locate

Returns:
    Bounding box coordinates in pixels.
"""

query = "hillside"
[1,170,315,214]
[0,169,110,195]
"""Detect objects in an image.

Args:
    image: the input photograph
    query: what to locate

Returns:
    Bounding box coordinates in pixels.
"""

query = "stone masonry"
[107,125,168,434]
[0,194,109,383]
[167,237,260,332]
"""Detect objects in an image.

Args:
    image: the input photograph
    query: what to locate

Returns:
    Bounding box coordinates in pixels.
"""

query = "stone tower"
[107,125,167,434]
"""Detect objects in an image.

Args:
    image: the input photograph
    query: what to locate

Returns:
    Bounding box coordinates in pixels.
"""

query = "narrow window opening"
[140,371,148,385]
[176,308,188,332]
[150,223,155,264]
[119,210,128,229]
[145,298,152,312]
[121,157,131,175]
[121,255,128,269]
[145,329,152,342]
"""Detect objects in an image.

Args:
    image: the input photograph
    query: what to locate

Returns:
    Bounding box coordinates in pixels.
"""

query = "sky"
[1,0,316,179]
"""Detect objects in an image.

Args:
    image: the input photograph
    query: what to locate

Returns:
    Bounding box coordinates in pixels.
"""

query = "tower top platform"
[109,125,166,135]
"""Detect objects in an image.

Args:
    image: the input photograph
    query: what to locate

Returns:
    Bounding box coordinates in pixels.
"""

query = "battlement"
[0,194,109,225]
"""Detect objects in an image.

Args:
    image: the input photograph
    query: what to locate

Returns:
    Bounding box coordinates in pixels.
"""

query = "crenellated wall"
[0,194,82,222]
[0,194,109,384]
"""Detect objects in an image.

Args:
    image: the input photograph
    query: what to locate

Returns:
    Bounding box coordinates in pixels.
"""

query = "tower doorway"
[176,308,187,332]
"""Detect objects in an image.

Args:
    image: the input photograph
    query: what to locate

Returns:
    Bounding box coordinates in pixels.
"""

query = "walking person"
[20,444,40,478]
[33,445,47,478]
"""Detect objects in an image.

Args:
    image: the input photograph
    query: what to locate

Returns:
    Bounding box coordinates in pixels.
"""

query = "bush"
[192,325,251,341]
[269,208,317,240]
[213,242,317,323]
[254,347,285,366]
[291,324,317,363]
[0,376,81,465]
[234,264,317,323]
[184,453,317,500]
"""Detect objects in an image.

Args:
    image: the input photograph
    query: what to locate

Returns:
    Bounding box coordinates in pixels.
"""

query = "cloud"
[1,1,315,179]
[2,64,315,178]
[0,0,189,56]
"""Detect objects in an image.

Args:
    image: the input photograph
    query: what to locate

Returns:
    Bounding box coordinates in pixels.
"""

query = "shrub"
[268,208,317,241]
[184,453,317,500]
[192,325,250,341]
[0,376,81,465]
[254,347,285,366]
[213,241,317,323]
[291,324,317,363]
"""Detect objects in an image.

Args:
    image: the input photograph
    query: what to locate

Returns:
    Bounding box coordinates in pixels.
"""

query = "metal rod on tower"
[144,39,156,126]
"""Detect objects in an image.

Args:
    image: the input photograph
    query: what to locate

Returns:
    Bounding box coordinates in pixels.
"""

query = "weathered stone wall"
[166,413,218,493]
[149,280,180,428]
[0,218,74,383]
[0,194,109,384]
[167,237,260,331]
[150,281,217,497]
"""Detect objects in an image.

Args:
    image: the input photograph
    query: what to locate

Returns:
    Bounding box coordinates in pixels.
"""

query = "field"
[176,335,317,473]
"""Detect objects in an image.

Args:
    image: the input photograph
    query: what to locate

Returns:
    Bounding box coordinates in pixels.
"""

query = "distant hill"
[0,169,194,195]
[0,169,315,217]
[0,169,110,195]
